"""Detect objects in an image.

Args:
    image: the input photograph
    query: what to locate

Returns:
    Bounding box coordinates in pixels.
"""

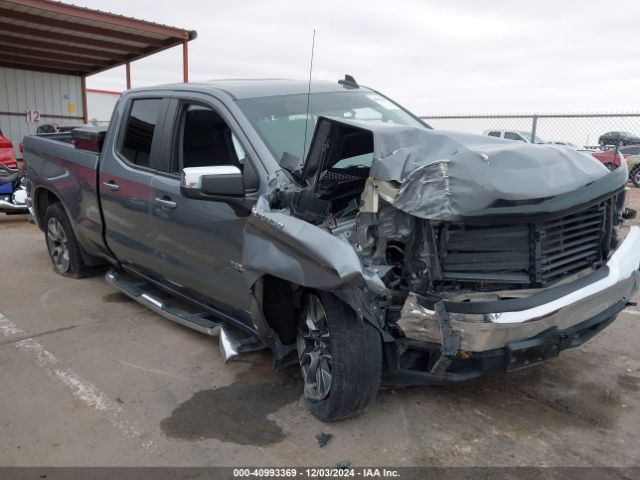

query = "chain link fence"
[419,113,640,150]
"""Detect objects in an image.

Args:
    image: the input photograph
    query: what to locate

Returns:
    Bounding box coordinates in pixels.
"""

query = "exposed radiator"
[438,202,609,288]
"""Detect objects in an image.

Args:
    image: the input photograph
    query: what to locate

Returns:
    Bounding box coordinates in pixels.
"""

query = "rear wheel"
[44,202,91,277]
[297,292,382,421]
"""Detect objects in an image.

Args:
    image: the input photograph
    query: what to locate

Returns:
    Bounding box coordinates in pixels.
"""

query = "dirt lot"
[1,189,640,467]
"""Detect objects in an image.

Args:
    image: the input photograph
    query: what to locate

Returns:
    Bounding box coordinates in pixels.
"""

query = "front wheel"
[297,292,382,421]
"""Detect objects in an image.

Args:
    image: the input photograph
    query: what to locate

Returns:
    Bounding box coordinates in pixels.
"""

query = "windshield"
[519,131,545,143]
[237,91,428,166]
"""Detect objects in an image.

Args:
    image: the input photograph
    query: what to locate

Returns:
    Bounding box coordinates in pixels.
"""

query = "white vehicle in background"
[484,130,545,143]
[548,141,579,150]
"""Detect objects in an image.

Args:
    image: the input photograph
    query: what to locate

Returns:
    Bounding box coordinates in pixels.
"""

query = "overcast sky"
[79,0,640,115]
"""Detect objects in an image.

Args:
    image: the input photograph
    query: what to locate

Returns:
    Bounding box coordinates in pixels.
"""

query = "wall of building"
[87,89,121,125]
[0,66,84,158]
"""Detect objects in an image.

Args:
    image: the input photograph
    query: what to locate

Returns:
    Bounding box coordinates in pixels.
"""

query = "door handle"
[155,196,177,209]
[102,180,120,191]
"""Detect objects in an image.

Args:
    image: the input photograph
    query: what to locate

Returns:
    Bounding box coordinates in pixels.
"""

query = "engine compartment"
[257,114,628,339]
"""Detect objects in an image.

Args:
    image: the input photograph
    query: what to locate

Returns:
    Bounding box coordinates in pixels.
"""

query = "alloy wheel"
[297,294,332,401]
[46,217,70,273]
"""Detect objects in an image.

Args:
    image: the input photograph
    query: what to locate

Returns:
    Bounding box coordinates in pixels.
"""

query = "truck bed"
[24,133,109,264]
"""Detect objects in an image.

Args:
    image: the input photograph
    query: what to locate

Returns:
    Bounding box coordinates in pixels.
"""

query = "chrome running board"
[105,269,264,362]
[106,269,221,335]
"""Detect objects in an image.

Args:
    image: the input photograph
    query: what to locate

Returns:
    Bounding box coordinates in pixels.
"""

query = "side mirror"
[180,165,244,199]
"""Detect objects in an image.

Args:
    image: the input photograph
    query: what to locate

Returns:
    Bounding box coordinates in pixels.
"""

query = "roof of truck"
[136,78,371,100]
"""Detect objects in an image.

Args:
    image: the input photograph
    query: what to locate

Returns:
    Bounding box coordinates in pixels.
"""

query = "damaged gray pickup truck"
[25,77,640,421]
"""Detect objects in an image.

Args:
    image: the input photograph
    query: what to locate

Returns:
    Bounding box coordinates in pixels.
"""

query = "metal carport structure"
[0,0,196,157]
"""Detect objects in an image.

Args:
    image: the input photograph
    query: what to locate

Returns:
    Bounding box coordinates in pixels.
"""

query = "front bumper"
[383,226,640,386]
[383,299,627,386]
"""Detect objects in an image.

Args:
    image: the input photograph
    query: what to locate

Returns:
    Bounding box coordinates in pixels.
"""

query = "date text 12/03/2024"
[232,468,401,478]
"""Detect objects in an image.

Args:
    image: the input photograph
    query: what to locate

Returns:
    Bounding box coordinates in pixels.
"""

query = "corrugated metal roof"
[0,0,196,76]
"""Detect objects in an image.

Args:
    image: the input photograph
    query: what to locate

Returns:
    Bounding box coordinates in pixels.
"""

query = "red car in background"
[0,129,18,170]
[591,145,640,170]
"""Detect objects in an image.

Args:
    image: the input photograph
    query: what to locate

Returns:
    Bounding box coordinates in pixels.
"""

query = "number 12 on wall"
[26,110,41,123]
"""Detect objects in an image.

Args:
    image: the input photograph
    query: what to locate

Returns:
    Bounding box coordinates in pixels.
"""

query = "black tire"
[44,202,91,278]
[631,165,640,188]
[297,292,382,421]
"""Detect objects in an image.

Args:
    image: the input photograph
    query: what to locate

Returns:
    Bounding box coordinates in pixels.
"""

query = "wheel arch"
[256,273,383,351]
[34,186,106,268]
[259,274,303,347]
[33,186,62,230]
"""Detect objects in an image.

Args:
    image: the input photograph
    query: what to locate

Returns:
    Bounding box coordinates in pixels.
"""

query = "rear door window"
[120,98,164,167]
[487,131,501,137]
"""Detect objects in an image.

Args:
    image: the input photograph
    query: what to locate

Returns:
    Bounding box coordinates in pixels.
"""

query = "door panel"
[150,174,252,318]
[100,163,155,272]
[147,96,257,322]
[100,97,168,275]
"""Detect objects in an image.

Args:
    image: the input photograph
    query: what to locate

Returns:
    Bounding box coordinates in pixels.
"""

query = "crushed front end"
[383,207,640,385]
[245,116,640,385]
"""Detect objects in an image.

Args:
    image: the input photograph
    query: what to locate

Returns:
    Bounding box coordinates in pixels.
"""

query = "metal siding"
[87,90,120,124]
[0,66,83,158]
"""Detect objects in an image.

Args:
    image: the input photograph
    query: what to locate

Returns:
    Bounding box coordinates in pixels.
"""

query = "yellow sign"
[68,102,77,113]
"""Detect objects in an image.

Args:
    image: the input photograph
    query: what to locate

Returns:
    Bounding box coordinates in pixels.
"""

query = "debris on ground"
[316,432,333,448]
[336,460,351,469]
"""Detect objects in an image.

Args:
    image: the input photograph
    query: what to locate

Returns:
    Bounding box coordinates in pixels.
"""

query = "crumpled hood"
[308,117,627,220]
